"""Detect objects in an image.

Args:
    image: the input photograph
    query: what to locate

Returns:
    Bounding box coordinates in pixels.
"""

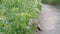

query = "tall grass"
[42,0,60,5]
[0,0,41,34]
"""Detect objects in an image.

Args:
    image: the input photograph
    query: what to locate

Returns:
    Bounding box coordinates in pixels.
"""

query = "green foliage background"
[42,0,60,5]
[0,0,41,34]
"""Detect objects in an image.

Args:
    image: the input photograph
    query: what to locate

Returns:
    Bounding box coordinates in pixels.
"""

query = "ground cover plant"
[0,0,41,34]
[42,0,60,5]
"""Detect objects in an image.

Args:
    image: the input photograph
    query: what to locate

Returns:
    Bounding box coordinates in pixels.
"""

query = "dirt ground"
[35,4,60,34]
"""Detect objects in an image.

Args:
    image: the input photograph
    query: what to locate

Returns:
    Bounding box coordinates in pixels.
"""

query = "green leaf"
[0,0,41,34]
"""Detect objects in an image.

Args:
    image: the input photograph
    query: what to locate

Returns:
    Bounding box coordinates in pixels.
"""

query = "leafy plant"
[42,0,60,5]
[0,0,41,34]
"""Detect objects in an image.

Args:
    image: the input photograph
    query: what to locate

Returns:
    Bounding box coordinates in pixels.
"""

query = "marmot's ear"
[37,27,42,31]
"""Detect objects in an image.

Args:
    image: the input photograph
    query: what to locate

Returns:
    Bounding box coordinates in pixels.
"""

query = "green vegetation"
[0,0,41,34]
[42,0,60,5]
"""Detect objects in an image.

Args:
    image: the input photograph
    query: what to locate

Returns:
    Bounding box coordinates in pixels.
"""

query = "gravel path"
[36,4,60,34]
